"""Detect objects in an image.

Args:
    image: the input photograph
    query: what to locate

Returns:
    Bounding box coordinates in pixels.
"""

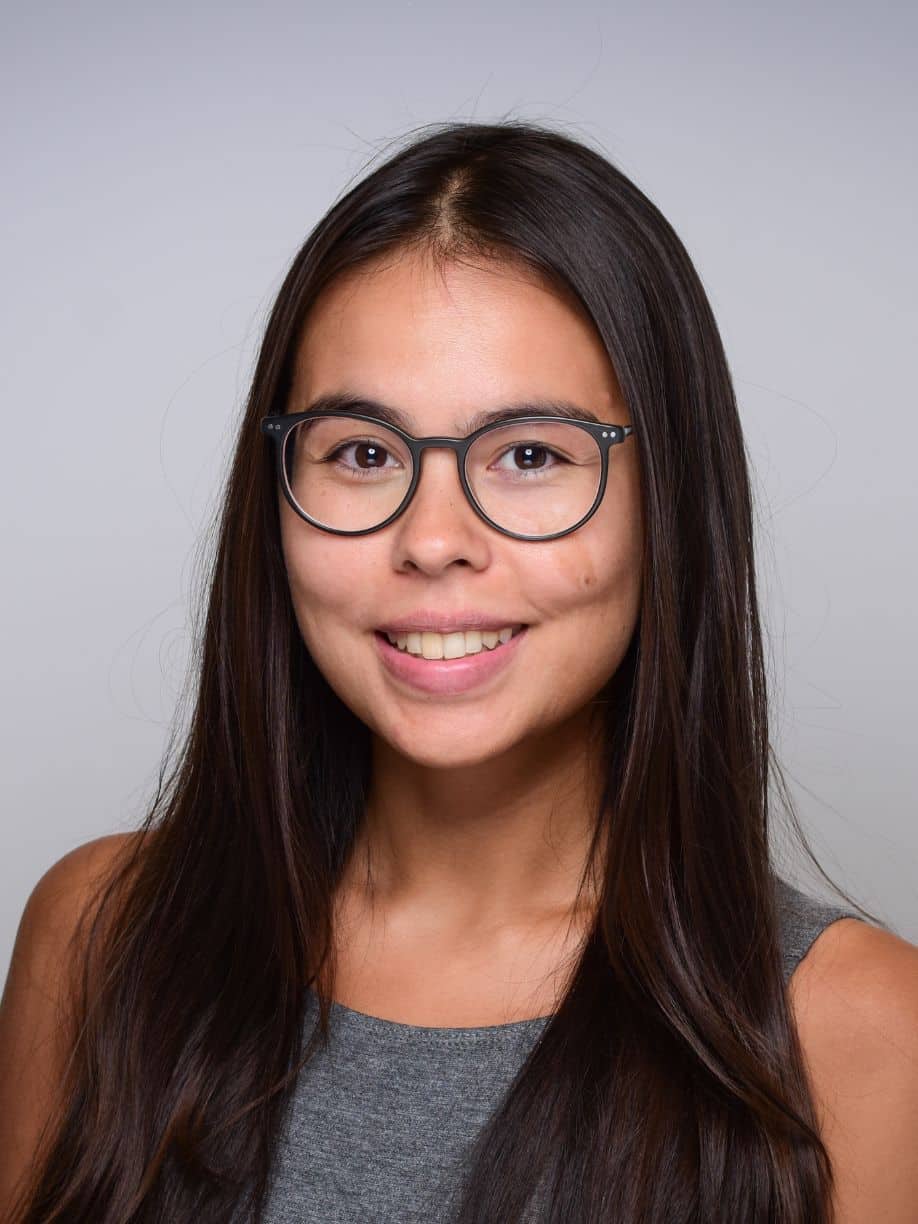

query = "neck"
[341,708,608,934]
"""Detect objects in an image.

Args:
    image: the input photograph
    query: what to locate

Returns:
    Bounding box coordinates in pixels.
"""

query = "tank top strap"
[772,872,863,984]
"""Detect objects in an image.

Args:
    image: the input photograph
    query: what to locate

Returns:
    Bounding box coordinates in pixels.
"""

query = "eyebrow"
[297,391,604,435]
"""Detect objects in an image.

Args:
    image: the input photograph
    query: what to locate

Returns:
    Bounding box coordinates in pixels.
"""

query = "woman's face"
[279,249,643,770]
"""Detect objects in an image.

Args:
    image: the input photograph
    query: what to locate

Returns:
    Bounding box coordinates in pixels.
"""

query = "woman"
[1,120,916,1223]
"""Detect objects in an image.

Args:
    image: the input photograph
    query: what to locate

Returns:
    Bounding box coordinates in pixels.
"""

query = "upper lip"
[376,611,528,633]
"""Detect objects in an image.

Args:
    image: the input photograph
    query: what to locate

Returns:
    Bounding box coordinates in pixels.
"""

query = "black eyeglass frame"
[261,410,635,542]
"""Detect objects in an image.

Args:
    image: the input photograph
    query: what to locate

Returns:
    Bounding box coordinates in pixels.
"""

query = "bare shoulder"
[0,832,141,1212]
[33,831,139,907]
[788,916,918,1223]
[10,833,141,980]
[4,832,141,991]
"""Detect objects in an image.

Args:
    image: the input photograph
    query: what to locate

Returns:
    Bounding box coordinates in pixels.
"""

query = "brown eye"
[353,442,389,468]
[510,444,550,470]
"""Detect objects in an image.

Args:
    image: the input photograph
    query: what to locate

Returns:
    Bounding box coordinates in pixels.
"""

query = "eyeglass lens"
[282,415,604,537]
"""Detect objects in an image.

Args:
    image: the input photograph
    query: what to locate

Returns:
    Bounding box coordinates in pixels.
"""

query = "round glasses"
[261,410,634,542]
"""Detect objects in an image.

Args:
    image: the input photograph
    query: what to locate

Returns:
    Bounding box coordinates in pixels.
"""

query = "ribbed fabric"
[259,876,861,1223]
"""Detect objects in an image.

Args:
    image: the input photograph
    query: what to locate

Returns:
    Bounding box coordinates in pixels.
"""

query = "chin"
[377,722,521,771]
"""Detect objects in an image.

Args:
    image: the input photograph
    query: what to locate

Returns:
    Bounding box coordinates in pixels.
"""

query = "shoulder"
[33,830,139,901]
[0,833,140,1211]
[12,833,140,971]
[788,916,918,1222]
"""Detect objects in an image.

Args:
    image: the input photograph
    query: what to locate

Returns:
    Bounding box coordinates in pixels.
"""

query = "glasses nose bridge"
[411,435,468,487]
[401,434,476,521]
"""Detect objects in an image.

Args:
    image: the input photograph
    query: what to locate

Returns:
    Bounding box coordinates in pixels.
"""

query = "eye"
[492,443,563,473]
[329,440,399,470]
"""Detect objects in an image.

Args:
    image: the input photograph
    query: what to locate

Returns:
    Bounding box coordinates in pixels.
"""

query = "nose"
[388,445,491,572]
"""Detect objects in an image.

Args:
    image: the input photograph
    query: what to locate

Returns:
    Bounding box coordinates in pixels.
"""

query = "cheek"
[547,452,643,607]
[521,522,642,689]
[526,518,642,628]
[280,513,378,648]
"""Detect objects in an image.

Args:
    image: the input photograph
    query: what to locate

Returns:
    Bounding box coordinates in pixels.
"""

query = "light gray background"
[3,1,916,984]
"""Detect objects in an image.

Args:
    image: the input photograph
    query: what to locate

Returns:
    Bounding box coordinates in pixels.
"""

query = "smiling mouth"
[375,625,527,661]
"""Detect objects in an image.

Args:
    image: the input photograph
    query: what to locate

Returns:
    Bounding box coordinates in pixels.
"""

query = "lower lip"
[373,628,529,695]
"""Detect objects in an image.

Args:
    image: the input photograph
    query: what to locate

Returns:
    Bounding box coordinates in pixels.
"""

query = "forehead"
[289,250,625,429]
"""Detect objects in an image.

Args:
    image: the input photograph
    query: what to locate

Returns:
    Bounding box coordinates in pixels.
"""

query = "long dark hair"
[12,119,876,1223]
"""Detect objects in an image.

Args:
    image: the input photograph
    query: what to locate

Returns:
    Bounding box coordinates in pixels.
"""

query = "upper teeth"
[384,626,521,659]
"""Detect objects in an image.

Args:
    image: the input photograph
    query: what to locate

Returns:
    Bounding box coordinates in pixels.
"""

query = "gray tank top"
[259,876,861,1224]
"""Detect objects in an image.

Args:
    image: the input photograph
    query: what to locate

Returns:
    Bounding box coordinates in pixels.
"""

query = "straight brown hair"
[12,119,876,1223]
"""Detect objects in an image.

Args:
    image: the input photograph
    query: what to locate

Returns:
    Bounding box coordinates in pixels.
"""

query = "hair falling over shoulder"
[9,119,874,1223]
